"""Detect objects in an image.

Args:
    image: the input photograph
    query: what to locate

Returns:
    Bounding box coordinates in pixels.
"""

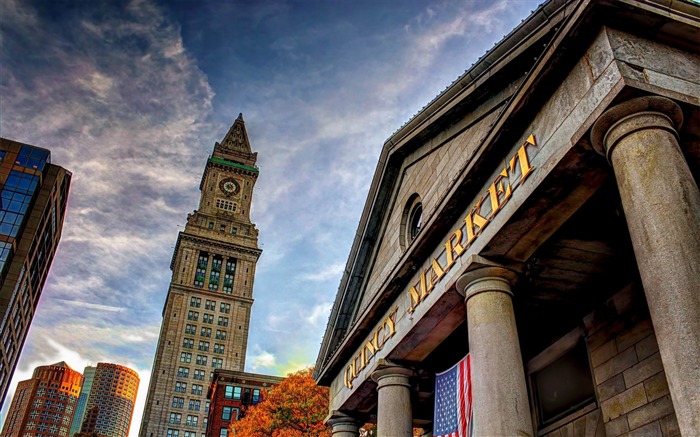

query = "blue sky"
[0,0,541,432]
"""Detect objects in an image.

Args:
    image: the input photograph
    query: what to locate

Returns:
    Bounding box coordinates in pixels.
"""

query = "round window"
[400,194,423,250]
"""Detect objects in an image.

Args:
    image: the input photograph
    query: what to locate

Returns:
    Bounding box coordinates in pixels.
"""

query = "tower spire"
[216,113,252,155]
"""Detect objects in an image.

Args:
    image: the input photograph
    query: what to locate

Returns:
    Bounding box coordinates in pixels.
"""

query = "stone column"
[591,96,700,435]
[456,266,533,437]
[371,360,413,437]
[326,411,360,437]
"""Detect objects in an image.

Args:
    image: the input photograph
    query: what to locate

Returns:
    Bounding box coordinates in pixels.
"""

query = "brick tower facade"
[139,115,261,436]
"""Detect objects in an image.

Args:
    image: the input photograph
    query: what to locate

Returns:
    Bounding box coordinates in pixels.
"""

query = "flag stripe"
[433,354,473,437]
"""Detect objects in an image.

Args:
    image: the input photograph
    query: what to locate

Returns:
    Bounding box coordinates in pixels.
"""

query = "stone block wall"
[586,309,679,436]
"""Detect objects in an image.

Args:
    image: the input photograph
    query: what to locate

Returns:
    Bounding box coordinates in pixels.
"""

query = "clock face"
[219,178,240,196]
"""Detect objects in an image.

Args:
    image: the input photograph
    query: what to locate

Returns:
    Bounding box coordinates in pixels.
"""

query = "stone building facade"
[314,1,699,436]
[139,115,262,436]
[0,139,71,407]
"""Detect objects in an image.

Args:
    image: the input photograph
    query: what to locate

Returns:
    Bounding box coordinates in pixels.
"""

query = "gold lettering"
[432,258,446,283]
[488,169,513,216]
[385,307,398,337]
[510,135,536,182]
[374,324,387,350]
[420,268,428,298]
[408,284,421,314]
[464,196,489,245]
[445,229,465,270]
[344,366,353,388]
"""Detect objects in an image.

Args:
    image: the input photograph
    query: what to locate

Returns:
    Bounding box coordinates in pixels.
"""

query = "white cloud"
[298,263,345,283]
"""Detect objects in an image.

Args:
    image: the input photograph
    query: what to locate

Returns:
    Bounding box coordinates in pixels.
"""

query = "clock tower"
[139,114,262,435]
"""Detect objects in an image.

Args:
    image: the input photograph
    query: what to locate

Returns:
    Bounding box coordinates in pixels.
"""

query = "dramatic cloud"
[1,0,540,431]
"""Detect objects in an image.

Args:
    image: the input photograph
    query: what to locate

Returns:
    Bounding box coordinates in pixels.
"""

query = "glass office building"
[0,138,71,407]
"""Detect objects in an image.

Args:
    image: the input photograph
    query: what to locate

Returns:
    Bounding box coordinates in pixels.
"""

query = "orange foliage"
[230,368,331,437]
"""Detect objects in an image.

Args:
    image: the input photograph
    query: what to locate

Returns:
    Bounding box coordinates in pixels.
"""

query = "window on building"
[169,412,182,424]
[177,367,189,378]
[203,314,214,324]
[185,324,197,335]
[198,341,210,351]
[209,256,222,291]
[216,330,227,340]
[201,327,212,338]
[196,355,207,366]
[205,300,216,311]
[529,336,596,428]
[233,386,242,400]
[194,370,205,381]
[187,311,199,322]
[175,382,187,393]
[222,406,234,421]
[219,429,228,437]
[172,397,184,408]
[190,297,201,308]
[194,252,208,288]
[167,429,179,437]
[183,338,194,349]
[219,303,231,314]
[211,358,223,369]
[218,317,228,327]
[252,389,261,404]
[186,415,198,427]
[191,385,203,396]
[223,259,236,294]
[214,344,224,354]
[180,352,192,363]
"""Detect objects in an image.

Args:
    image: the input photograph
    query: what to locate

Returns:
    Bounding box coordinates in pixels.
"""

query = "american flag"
[433,354,473,437]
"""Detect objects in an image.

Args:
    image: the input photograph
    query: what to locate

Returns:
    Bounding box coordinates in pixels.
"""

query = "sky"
[0,0,541,432]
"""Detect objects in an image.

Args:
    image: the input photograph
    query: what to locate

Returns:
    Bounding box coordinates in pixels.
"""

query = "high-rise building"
[0,138,71,407]
[140,115,262,436]
[0,361,83,436]
[69,366,96,436]
[76,363,139,437]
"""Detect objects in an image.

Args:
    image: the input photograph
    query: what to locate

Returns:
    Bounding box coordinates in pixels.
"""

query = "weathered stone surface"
[644,371,670,403]
[635,335,659,361]
[597,374,626,402]
[625,421,662,437]
[601,383,647,422]
[623,352,663,388]
[591,96,700,436]
[616,319,653,353]
[591,339,617,367]
[626,396,674,431]
[594,347,638,384]
[605,416,630,437]
[659,414,680,437]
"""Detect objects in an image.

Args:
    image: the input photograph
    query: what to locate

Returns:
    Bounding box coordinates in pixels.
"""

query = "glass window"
[205,299,216,311]
[218,317,228,327]
[532,341,596,427]
[201,327,212,337]
[216,330,227,340]
[188,311,199,321]
[220,303,231,314]
[194,252,208,288]
[233,386,241,400]
[209,256,222,291]
[223,259,236,294]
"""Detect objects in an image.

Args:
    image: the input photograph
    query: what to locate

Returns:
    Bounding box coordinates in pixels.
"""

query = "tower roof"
[216,113,252,154]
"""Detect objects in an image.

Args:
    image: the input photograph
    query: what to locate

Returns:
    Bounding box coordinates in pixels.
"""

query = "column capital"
[370,360,413,388]
[591,96,683,162]
[326,410,361,426]
[456,256,519,302]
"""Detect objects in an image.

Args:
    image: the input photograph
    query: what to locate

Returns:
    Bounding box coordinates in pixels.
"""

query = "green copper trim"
[209,157,259,174]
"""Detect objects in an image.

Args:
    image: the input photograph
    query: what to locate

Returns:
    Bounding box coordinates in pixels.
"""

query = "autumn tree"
[231,368,331,437]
